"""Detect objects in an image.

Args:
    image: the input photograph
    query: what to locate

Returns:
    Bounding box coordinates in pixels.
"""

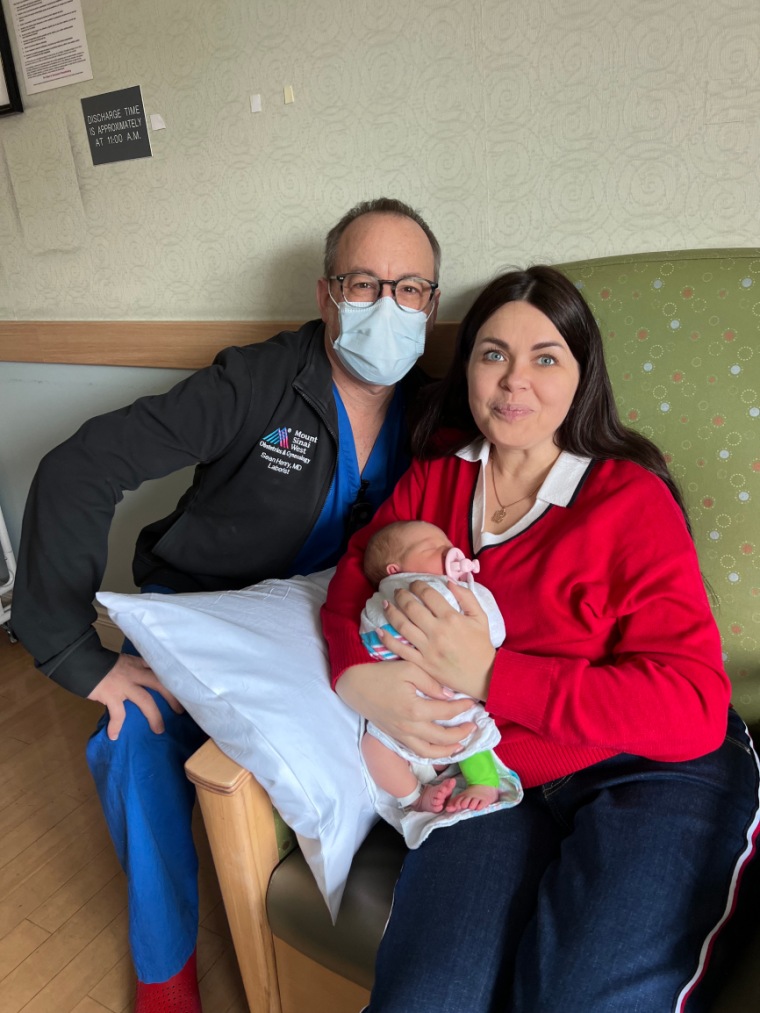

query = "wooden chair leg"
[185,740,283,1013]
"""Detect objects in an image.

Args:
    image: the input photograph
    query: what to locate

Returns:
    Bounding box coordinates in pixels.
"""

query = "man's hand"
[87,653,184,741]
[335,661,477,760]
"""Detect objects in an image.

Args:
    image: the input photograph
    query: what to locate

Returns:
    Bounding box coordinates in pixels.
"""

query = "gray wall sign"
[82,85,151,166]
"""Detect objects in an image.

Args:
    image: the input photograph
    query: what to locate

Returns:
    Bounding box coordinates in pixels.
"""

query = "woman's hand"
[335,661,477,760]
[378,580,496,701]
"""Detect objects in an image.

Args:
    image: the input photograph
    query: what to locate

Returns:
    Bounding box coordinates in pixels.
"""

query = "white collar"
[455,438,592,549]
[455,438,591,506]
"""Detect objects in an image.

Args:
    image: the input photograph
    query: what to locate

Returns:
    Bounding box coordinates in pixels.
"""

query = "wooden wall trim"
[0,320,303,370]
[0,320,459,375]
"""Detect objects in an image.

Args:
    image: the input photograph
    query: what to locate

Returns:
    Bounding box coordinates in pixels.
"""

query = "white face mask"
[330,295,430,386]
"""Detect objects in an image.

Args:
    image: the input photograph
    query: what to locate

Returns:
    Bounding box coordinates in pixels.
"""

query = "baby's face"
[396,522,453,576]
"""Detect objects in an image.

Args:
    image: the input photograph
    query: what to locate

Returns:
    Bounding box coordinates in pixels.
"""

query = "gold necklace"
[489,459,542,524]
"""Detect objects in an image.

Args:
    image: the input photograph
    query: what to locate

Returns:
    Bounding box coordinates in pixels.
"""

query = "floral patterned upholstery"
[557,250,760,723]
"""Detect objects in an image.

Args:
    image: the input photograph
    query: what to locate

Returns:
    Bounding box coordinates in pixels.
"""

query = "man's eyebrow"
[342,268,427,279]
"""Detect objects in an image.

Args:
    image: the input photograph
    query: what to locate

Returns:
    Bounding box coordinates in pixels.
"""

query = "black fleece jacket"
[13,320,426,697]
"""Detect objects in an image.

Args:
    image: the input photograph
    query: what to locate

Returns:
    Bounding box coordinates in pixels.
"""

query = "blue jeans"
[85,586,208,983]
[369,709,760,1013]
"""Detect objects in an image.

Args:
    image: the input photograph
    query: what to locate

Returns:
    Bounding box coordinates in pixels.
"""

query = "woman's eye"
[537,354,556,366]
[484,350,504,361]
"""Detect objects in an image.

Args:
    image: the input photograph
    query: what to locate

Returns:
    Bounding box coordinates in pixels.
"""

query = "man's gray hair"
[323,197,441,281]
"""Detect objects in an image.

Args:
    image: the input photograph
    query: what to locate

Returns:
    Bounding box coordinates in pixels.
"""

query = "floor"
[0,635,247,1013]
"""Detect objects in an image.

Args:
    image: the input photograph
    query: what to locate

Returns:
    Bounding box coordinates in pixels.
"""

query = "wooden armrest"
[185,740,283,1013]
[185,738,263,794]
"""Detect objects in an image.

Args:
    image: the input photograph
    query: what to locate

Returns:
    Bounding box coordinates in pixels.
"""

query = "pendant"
[491,506,507,523]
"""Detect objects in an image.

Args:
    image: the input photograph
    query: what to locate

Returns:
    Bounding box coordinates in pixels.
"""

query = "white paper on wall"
[9,0,93,95]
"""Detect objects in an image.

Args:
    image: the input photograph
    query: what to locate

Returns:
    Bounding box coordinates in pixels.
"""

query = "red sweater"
[322,453,731,789]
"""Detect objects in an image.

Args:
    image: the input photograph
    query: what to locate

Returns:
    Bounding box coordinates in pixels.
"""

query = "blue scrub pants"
[368,708,760,1013]
[85,588,208,983]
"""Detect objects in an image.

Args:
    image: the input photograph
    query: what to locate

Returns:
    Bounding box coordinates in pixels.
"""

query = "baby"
[360,520,505,814]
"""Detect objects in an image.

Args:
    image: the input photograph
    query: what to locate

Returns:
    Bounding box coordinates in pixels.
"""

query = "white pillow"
[97,568,376,920]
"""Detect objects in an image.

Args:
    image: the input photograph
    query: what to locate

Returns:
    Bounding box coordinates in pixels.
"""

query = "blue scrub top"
[285,383,410,577]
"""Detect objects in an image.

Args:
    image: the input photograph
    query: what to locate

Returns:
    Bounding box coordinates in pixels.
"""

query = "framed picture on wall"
[0,1,22,115]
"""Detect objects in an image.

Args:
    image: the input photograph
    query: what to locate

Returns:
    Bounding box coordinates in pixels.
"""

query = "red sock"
[134,949,202,1013]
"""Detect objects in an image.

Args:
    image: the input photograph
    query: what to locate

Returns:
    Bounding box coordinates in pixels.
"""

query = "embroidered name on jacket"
[258,427,318,475]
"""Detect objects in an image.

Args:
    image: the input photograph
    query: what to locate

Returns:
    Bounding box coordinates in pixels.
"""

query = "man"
[13,198,471,1012]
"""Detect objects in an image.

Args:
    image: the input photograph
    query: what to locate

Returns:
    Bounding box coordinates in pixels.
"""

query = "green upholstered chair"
[185,248,760,1013]
[564,250,760,721]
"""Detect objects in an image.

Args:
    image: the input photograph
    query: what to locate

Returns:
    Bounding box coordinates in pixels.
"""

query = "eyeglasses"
[329,272,438,313]
[344,480,374,540]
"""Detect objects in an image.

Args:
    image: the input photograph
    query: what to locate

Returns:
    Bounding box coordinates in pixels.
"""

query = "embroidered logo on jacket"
[257,427,318,476]
[262,427,289,449]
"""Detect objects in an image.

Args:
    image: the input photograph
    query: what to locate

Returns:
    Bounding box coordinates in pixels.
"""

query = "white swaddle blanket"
[366,693,523,848]
[360,571,506,655]
[360,572,522,847]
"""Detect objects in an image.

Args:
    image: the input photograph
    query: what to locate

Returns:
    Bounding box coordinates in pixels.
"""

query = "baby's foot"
[411,777,457,813]
[445,784,501,813]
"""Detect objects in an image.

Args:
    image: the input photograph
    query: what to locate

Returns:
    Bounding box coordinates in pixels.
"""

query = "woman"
[321,266,760,1012]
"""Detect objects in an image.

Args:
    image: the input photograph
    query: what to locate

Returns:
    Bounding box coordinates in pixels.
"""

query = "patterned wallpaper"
[1,0,759,323]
